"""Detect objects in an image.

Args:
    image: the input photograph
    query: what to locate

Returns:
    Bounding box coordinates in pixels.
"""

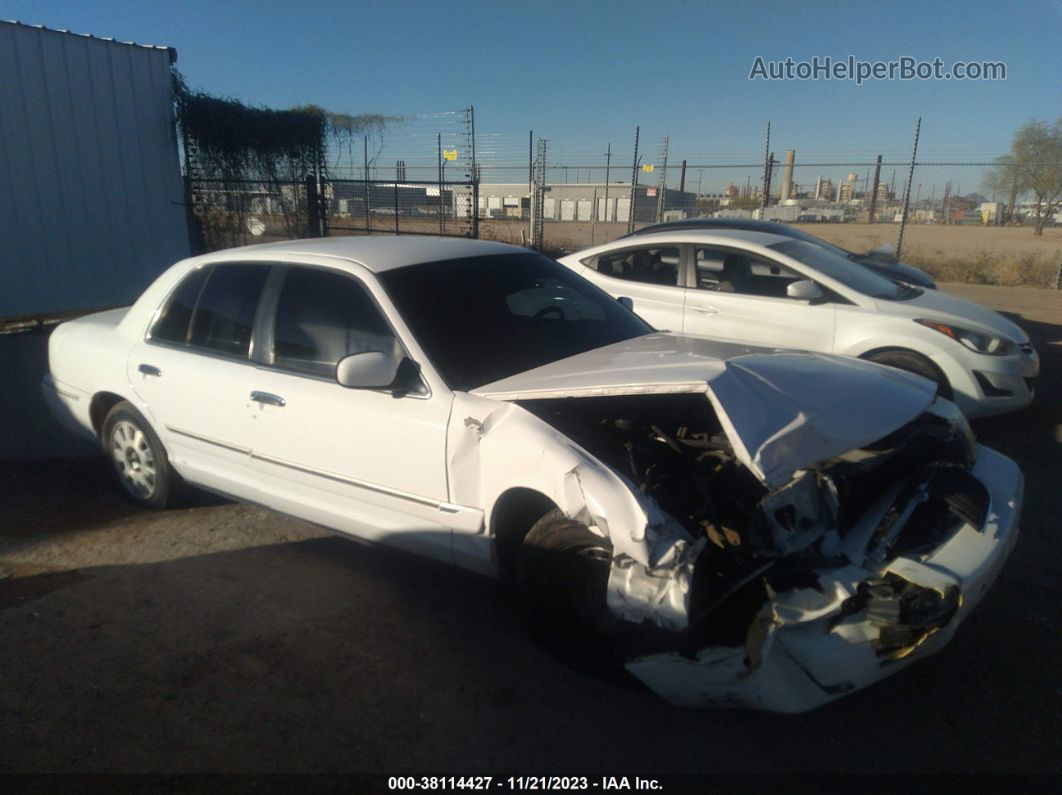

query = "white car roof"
[200,235,526,273]
[617,228,793,248]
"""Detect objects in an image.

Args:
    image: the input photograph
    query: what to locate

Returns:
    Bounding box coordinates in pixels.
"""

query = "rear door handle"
[138,364,162,377]
[250,391,286,407]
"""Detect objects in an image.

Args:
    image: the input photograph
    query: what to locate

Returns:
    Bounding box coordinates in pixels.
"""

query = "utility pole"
[528,130,533,196]
[897,116,921,259]
[603,142,612,223]
[628,126,640,234]
[437,132,443,235]
[763,153,776,209]
[469,105,478,239]
[656,136,669,222]
[868,154,882,223]
[761,121,771,209]
[364,136,371,231]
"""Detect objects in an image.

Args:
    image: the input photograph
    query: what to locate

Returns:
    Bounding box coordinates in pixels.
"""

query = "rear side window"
[151,267,209,345]
[149,264,269,358]
[593,246,680,287]
[272,267,398,377]
[188,265,269,357]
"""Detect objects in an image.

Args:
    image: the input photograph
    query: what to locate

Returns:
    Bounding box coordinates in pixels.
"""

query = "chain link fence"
[184,114,1061,287]
[466,126,1061,286]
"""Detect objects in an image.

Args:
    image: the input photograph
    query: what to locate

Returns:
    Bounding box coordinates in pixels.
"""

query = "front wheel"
[515,510,659,670]
[864,349,952,400]
[101,401,177,508]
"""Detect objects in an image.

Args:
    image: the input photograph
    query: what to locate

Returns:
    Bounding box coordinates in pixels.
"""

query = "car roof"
[628,218,809,237]
[609,228,793,248]
[199,235,526,273]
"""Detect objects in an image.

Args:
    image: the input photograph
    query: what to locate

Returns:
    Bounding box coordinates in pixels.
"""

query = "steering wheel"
[533,305,566,320]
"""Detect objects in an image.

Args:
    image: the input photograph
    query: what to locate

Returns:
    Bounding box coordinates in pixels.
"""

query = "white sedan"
[43,236,1022,712]
[558,229,1039,417]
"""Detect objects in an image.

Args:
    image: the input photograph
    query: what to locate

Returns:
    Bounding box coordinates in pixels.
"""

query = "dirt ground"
[1,283,1060,776]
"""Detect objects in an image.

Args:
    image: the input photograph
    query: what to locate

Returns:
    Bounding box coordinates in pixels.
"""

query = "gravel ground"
[1,283,1060,775]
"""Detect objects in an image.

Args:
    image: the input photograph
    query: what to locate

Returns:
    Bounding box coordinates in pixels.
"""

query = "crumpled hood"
[472,333,937,489]
[877,288,1029,343]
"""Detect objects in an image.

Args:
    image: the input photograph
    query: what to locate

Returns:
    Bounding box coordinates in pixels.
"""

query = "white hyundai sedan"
[42,236,1022,712]
[558,230,1039,417]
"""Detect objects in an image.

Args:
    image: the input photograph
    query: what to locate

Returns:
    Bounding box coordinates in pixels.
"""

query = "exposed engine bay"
[518,393,988,657]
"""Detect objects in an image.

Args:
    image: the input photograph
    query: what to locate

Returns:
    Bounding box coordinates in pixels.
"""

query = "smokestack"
[780,149,795,202]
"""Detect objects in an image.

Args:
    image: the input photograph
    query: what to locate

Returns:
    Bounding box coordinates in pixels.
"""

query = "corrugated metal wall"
[0,21,190,318]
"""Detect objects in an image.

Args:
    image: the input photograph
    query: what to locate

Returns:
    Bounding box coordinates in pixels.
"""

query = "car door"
[127,262,270,501]
[579,243,687,331]
[683,245,836,353]
[246,263,458,563]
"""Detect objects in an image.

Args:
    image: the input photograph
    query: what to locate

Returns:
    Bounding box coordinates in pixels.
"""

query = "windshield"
[773,226,855,258]
[769,239,901,298]
[379,252,652,390]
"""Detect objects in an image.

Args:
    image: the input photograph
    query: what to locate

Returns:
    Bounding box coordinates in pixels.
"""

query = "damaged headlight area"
[833,573,961,660]
[520,392,995,710]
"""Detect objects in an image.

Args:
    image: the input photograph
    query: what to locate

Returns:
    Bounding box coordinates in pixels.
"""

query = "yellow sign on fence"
[642,164,654,173]
[443,149,459,161]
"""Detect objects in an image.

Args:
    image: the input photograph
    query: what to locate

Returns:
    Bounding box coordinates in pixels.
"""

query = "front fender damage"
[453,390,1020,712]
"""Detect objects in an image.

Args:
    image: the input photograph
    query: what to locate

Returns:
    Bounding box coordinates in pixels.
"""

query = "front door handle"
[689,305,718,315]
[138,364,162,377]
[250,391,286,407]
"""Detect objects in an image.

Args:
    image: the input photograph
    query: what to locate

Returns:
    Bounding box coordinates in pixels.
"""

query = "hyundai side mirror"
[336,351,401,389]
[786,280,824,301]
[617,296,634,311]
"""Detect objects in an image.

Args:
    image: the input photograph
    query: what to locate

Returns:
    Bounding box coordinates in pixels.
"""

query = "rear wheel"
[864,349,952,399]
[101,401,177,508]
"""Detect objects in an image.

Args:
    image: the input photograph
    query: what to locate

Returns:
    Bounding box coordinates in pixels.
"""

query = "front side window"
[769,239,900,298]
[695,246,803,298]
[593,245,681,287]
[271,267,399,378]
[150,264,269,358]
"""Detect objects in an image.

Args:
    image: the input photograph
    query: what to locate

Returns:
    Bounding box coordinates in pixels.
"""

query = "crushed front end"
[521,393,1023,712]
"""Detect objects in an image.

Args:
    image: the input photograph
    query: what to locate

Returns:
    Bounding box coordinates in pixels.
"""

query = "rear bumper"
[626,444,1022,712]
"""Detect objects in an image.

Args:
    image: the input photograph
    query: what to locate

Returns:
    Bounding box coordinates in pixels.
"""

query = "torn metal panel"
[624,445,1022,712]
[447,392,670,569]
[606,538,706,631]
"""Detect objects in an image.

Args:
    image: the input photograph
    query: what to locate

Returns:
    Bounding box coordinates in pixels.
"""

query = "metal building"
[0,21,189,318]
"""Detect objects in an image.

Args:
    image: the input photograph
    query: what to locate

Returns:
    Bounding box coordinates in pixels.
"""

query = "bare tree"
[986,119,1062,235]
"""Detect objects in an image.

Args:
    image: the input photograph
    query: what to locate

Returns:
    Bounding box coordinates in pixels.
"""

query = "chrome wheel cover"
[110,419,158,499]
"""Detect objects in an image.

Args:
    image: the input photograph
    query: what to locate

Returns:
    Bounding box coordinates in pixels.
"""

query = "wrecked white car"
[43,237,1022,712]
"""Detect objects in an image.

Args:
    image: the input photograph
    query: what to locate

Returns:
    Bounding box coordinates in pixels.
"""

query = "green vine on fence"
[172,70,403,249]
[173,72,325,183]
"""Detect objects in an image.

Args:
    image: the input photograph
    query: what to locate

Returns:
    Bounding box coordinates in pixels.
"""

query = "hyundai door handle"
[138,364,162,377]
[250,391,286,407]
[689,305,718,315]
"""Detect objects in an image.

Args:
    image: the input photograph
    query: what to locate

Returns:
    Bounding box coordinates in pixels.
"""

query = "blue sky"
[5,0,1059,171]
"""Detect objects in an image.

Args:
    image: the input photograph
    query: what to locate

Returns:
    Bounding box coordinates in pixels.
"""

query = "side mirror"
[336,351,401,389]
[865,243,898,263]
[786,279,824,301]
[617,296,634,311]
